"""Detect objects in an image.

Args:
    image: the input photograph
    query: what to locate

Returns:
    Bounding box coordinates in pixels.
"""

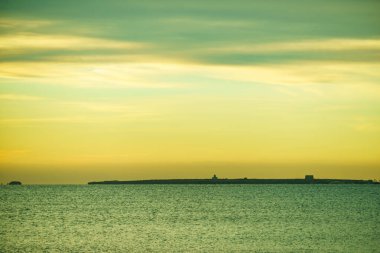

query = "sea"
[1,184,379,252]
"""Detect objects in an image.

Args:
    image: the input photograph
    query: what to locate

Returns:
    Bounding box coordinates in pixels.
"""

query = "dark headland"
[88,175,379,185]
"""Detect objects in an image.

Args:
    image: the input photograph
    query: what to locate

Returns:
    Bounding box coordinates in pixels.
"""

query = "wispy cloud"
[161,17,255,28]
[0,94,44,101]
[0,99,163,125]
[207,39,380,54]
[0,17,150,62]
[0,33,148,51]
[0,113,162,125]
[0,117,86,124]
[1,17,379,68]
[1,60,380,93]
[0,62,180,88]
[63,102,131,113]
[0,17,54,29]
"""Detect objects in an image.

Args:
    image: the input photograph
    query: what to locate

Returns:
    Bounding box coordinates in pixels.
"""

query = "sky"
[0,0,380,184]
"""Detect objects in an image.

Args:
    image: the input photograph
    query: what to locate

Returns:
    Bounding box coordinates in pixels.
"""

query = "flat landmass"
[88,176,378,185]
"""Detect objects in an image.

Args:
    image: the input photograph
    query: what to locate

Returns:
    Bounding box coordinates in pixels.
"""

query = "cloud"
[0,99,163,125]
[161,17,255,28]
[206,61,380,90]
[0,117,85,124]
[0,113,161,125]
[63,102,131,113]
[0,17,150,62]
[0,18,379,93]
[1,17,378,67]
[206,39,380,54]
[3,32,379,66]
[0,17,54,29]
[1,60,380,94]
[0,62,180,88]
[0,33,148,51]
[0,94,44,100]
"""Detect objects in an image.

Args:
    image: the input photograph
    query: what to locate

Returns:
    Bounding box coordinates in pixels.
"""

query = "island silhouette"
[7,181,22,185]
[88,175,378,185]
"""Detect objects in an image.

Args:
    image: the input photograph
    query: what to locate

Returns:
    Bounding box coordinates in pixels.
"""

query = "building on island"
[305,175,314,183]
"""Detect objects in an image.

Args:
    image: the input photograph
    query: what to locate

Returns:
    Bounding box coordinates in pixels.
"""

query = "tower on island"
[212,174,218,181]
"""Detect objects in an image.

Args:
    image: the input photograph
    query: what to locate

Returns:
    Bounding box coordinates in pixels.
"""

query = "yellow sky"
[1,1,380,183]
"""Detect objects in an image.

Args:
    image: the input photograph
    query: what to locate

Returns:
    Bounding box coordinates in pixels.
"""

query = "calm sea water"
[1,185,379,252]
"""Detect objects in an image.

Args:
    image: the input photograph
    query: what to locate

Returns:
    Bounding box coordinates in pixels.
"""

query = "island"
[8,181,22,185]
[88,175,379,185]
